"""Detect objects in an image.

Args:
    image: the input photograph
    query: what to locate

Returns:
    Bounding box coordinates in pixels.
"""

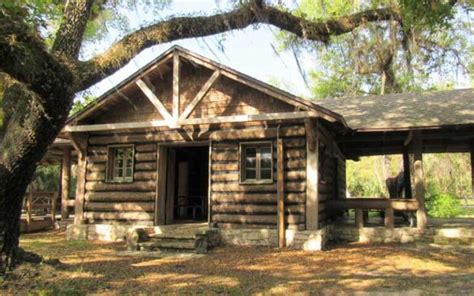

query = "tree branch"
[77,3,399,90]
[0,10,75,103]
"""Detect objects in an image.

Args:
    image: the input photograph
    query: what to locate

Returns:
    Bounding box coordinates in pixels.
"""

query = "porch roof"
[317,88,474,131]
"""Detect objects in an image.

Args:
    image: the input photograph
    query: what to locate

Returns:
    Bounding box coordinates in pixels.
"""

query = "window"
[240,142,273,183]
[107,145,134,182]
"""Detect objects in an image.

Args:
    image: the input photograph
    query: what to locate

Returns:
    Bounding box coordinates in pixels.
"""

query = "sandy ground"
[1,230,473,295]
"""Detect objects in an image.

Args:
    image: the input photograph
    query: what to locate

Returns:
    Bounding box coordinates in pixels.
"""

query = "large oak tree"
[0,0,462,271]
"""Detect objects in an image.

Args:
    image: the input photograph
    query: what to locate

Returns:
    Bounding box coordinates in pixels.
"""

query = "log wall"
[84,141,157,225]
[210,124,307,230]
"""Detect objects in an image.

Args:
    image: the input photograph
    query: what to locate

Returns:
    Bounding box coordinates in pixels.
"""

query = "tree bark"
[0,2,91,271]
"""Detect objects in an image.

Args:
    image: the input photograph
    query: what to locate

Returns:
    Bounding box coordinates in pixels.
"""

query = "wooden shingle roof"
[317,88,474,131]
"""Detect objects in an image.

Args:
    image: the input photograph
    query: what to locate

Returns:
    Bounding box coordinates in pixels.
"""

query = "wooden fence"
[21,191,58,233]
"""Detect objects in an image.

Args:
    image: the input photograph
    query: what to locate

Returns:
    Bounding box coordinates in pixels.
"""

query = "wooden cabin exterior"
[59,46,474,249]
[61,46,349,248]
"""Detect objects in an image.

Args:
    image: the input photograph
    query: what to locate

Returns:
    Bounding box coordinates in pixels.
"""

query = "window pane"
[261,157,272,169]
[245,147,256,158]
[126,168,133,178]
[261,169,272,180]
[260,147,271,159]
[246,169,256,179]
[246,157,256,168]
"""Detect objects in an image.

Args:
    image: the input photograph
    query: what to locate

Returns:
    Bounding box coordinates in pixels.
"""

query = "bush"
[426,193,462,218]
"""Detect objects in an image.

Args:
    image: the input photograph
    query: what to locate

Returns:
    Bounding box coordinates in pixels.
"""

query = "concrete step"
[148,233,196,240]
[435,227,474,238]
[433,236,474,246]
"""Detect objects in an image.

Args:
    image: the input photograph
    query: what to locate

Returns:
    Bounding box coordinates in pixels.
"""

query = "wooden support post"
[471,143,474,199]
[51,192,57,224]
[165,148,176,224]
[26,191,33,232]
[70,133,88,225]
[384,207,394,229]
[402,148,412,199]
[173,53,180,120]
[355,209,364,228]
[277,137,285,248]
[305,119,319,230]
[156,145,168,225]
[61,146,71,219]
[208,141,213,226]
[412,132,427,231]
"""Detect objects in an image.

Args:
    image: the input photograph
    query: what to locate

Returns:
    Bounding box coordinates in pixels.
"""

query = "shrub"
[426,193,462,218]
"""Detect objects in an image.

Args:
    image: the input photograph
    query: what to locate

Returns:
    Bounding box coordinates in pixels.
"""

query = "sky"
[76,0,471,104]
[77,0,313,102]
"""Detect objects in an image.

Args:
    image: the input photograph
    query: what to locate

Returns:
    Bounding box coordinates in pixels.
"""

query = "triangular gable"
[65,46,345,132]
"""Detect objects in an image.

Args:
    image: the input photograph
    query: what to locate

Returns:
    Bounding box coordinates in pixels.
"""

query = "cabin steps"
[431,227,474,247]
[126,224,220,254]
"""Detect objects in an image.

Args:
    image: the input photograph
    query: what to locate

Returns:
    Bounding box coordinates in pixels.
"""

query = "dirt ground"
[1,230,473,295]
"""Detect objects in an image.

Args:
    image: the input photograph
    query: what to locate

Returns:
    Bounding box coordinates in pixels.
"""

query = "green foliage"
[70,95,96,115]
[426,193,463,218]
[30,165,60,192]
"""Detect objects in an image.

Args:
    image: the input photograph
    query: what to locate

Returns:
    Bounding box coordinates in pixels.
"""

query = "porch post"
[277,138,285,247]
[470,142,474,199]
[70,133,88,225]
[402,148,412,199]
[305,119,319,230]
[61,146,72,219]
[412,132,427,230]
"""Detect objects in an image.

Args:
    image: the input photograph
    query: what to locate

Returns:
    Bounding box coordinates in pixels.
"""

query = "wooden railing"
[22,192,58,229]
[327,198,419,229]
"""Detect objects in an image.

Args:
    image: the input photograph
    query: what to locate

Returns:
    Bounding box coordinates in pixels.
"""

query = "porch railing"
[22,191,58,229]
[327,198,419,229]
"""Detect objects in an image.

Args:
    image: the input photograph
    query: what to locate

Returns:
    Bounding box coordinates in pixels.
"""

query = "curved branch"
[77,4,399,90]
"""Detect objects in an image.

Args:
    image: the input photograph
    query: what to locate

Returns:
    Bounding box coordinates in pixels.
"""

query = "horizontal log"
[86,172,105,181]
[87,163,106,172]
[87,146,108,154]
[135,162,156,171]
[84,211,154,220]
[88,132,191,145]
[212,214,304,225]
[285,159,305,169]
[285,182,306,192]
[211,163,239,171]
[85,191,156,202]
[285,149,305,159]
[211,173,240,182]
[326,198,419,211]
[134,171,157,181]
[136,144,156,152]
[211,151,239,161]
[319,193,332,202]
[85,181,156,192]
[212,193,305,204]
[285,170,305,180]
[213,143,239,149]
[210,126,305,141]
[212,204,304,214]
[135,152,156,162]
[85,202,154,212]
[212,183,276,193]
[284,138,305,148]
[88,154,108,163]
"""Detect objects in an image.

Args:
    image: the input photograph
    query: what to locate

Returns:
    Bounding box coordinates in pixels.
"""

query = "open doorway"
[165,145,209,224]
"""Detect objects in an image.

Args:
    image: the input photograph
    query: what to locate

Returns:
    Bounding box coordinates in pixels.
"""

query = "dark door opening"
[166,146,209,223]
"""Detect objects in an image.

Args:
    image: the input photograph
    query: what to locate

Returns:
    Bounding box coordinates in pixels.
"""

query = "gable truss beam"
[63,111,318,132]
[179,70,220,121]
[173,53,180,120]
[136,78,174,124]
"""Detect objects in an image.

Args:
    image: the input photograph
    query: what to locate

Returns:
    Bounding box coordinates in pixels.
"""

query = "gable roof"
[68,45,345,126]
[318,88,474,131]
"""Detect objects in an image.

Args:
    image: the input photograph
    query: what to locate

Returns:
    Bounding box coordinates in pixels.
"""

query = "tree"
[0,0,463,271]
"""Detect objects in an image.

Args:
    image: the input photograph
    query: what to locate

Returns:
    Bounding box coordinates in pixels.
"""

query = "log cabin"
[47,46,473,251]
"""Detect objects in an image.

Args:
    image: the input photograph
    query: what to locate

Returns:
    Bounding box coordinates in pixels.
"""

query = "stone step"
[435,228,474,238]
[433,236,474,246]
[148,233,196,240]
[139,240,196,251]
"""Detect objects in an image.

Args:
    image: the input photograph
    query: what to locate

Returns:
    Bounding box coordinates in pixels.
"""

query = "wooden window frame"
[106,144,135,183]
[239,141,274,184]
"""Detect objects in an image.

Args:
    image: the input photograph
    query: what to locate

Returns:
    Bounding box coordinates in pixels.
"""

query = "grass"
[1,230,473,295]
